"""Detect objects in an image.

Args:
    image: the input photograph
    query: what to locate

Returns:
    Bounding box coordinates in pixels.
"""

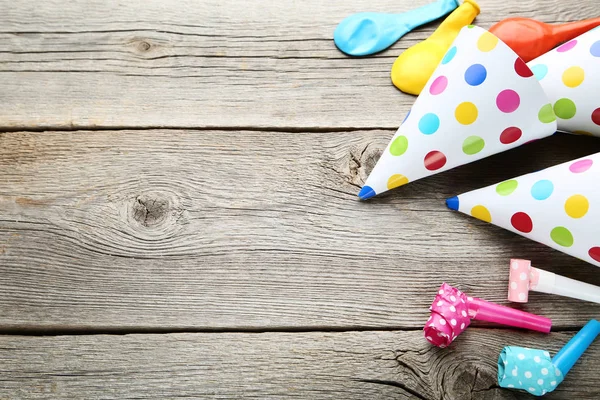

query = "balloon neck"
[429,0,480,44]
[552,319,600,376]
[551,17,600,45]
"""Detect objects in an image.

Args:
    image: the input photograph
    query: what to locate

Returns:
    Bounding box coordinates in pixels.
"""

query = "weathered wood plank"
[1,329,598,399]
[0,0,597,129]
[1,129,599,330]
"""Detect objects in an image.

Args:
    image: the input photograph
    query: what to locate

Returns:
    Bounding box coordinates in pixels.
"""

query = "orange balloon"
[489,17,600,62]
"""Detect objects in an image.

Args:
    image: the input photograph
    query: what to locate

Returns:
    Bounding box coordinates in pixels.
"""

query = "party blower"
[527,27,600,136]
[507,258,600,304]
[333,0,459,56]
[424,283,551,348]
[391,0,480,95]
[489,17,600,63]
[447,152,600,267]
[498,319,600,396]
[359,25,557,200]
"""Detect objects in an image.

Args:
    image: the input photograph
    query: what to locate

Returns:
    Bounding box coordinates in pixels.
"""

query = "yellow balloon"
[391,0,480,95]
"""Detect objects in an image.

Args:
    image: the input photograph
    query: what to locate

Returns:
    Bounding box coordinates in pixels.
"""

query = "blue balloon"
[333,0,459,56]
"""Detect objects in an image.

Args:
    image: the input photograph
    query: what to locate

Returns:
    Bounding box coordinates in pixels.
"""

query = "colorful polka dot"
[455,102,478,125]
[589,247,600,262]
[500,127,522,144]
[430,76,448,95]
[590,40,600,57]
[562,66,584,88]
[511,212,533,233]
[530,180,553,200]
[387,174,409,190]
[592,108,600,125]
[389,135,409,156]
[418,113,440,135]
[553,98,576,119]
[477,32,498,52]
[496,180,518,196]
[424,151,447,171]
[565,194,589,218]
[538,104,556,123]
[569,159,593,173]
[464,64,487,86]
[442,46,457,64]
[557,40,577,52]
[462,136,485,155]
[531,64,548,81]
[496,90,520,113]
[551,227,574,247]
[514,58,533,77]
[471,205,491,223]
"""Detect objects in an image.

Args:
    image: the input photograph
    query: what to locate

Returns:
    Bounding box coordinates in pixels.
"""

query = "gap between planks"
[0,325,589,337]
[0,126,396,134]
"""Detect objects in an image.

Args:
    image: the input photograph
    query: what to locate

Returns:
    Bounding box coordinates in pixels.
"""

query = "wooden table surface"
[1,0,599,398]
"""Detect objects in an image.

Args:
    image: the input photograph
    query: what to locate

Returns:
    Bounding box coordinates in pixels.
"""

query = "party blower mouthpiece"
[359,25,556,201]
[424,283,552,347]
[508,259,600,304]
[498,319,600,396]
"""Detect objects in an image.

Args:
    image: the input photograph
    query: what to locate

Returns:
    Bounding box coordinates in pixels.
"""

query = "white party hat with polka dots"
[446,152,600,267]
[527,27,600,137]
[358,25,557,200]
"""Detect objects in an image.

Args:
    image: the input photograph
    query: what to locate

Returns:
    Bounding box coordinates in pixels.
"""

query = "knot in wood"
[348,144,382,186]
[132,193,170,228]
[137,40,152,52]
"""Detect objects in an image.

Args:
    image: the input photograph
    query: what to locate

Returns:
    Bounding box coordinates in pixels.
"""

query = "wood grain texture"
[1,329,599,399]
[1,129,599,330]
[0,0,597,130]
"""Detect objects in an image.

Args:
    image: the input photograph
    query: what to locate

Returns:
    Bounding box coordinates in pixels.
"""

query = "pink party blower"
[424,283,552,347]
[508,259,600,304]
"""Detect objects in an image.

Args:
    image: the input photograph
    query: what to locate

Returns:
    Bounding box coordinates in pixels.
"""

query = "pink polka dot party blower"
[358,25,557,200]
[497,319,600,396]
[508,259,600,304]
[527,27,600,137]
[447,152,600,267]
[424,283,551,348]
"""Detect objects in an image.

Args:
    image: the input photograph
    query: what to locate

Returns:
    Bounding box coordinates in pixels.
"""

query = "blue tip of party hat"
[445,196,459,211]
[552,319,600,377]
[358,185,376,200]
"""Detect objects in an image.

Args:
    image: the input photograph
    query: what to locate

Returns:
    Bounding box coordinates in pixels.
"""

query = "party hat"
[424,283,551,348]
[527,27,600,136]
[507,259,600,304]
[447,153,600,267]
[498,319,600,396]
[359,25,557,200]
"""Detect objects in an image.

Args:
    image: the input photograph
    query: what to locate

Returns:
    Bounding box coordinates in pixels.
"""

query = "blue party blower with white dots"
[498,319,600,396]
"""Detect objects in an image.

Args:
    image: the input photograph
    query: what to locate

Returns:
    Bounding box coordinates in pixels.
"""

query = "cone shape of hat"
[447,152,600,267]
[359,25,557,200]
[527,27,600,136]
